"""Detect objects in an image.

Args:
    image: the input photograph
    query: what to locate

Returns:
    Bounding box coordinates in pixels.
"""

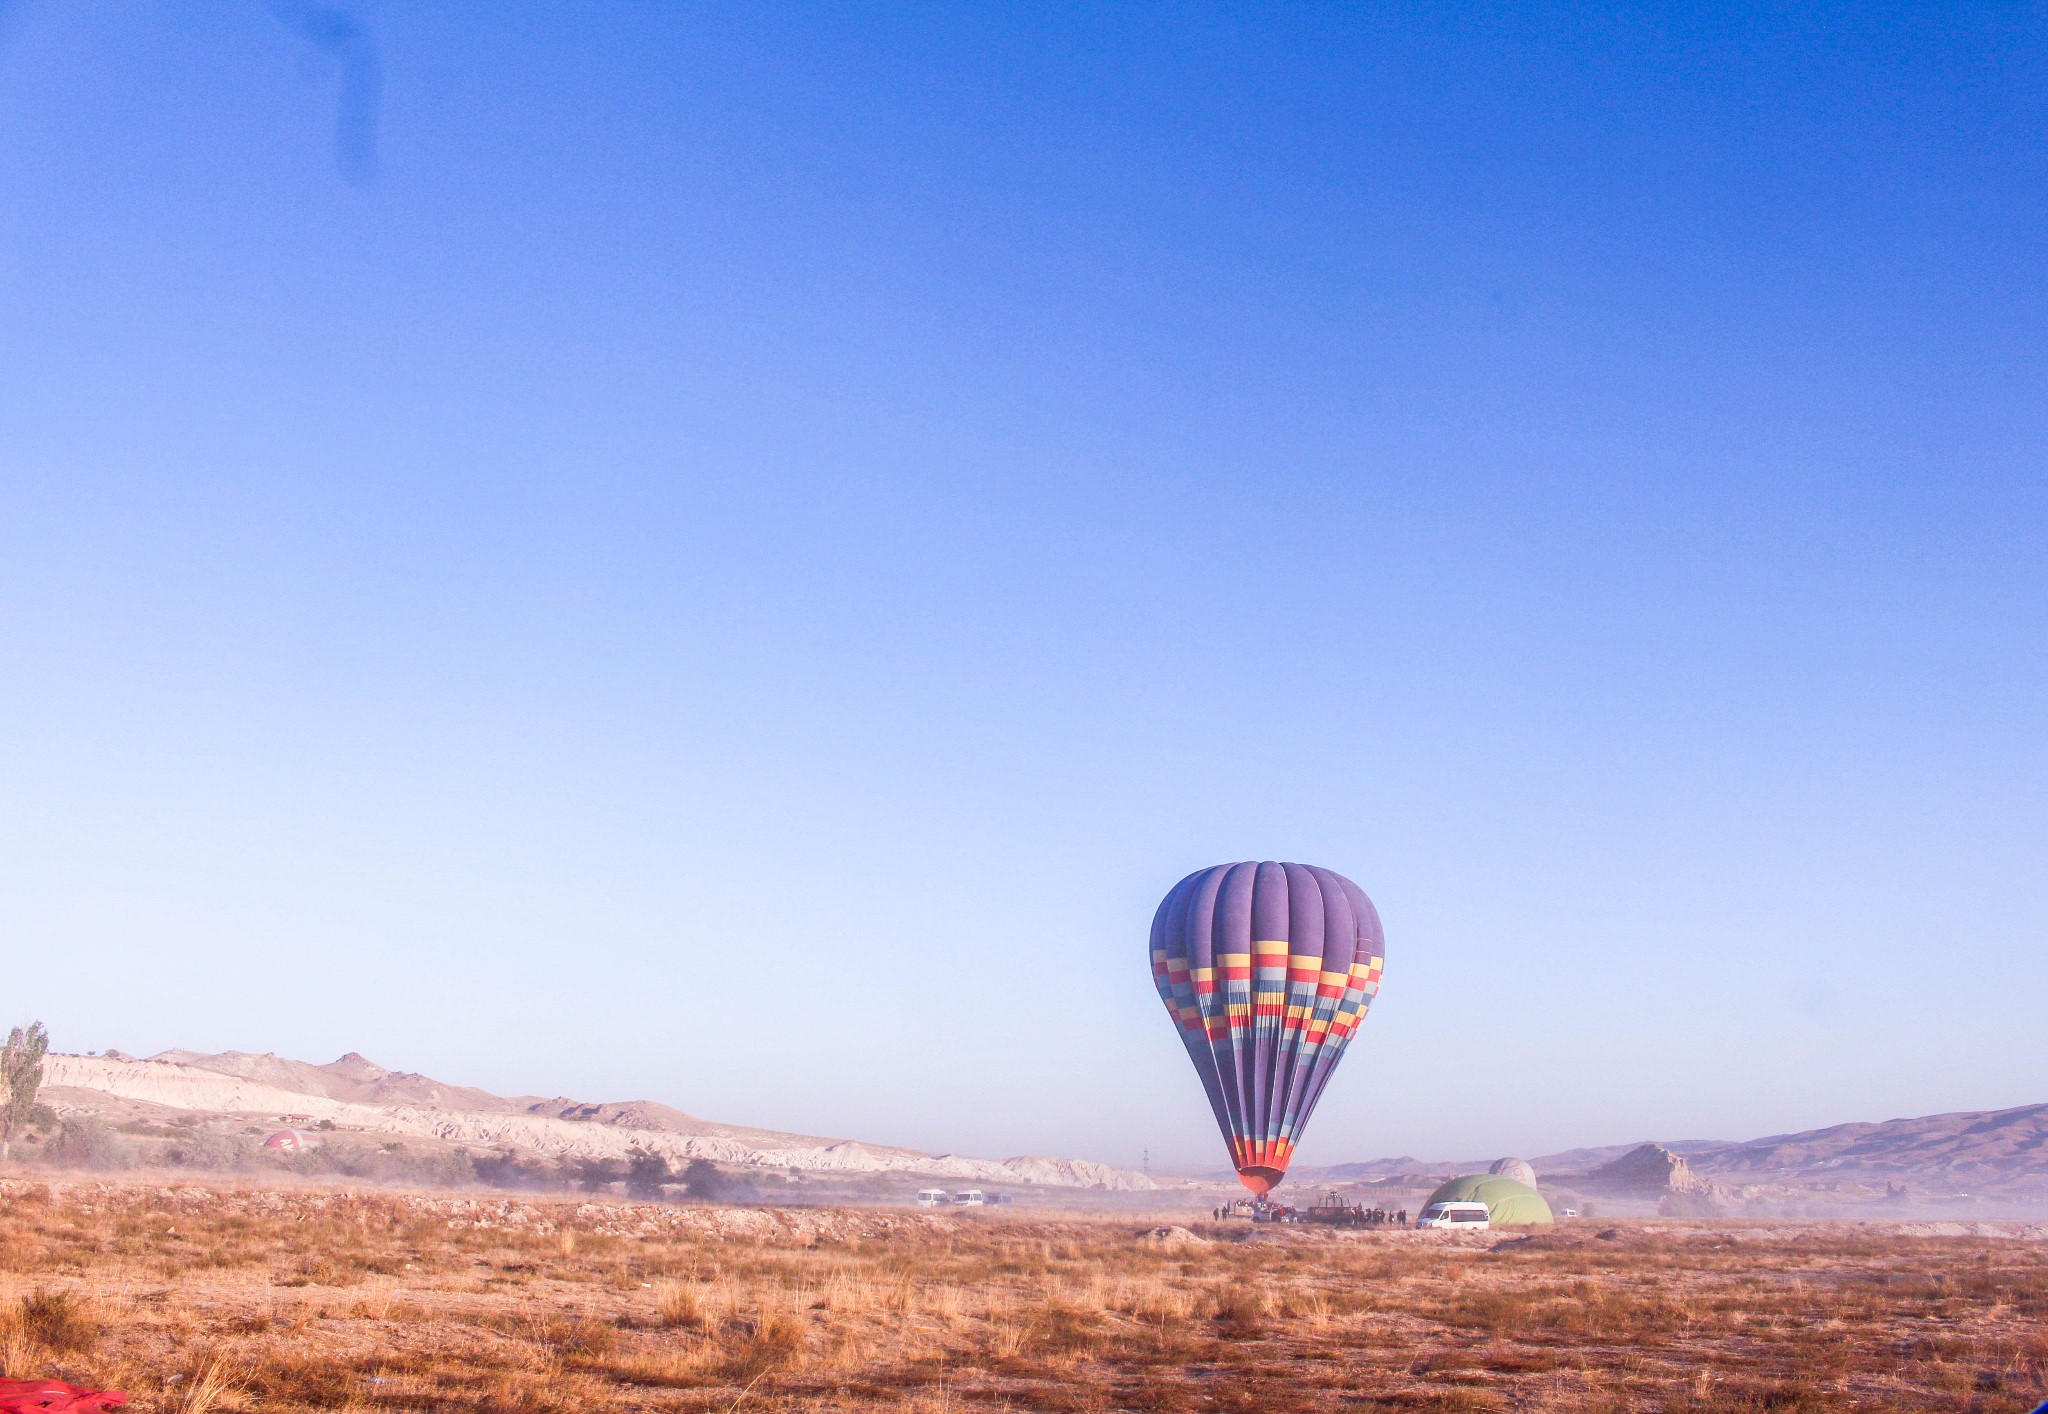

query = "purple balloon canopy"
[1149,862,1385,1193]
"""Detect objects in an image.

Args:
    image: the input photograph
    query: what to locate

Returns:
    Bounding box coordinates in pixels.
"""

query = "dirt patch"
[1136,1224,1206,1245]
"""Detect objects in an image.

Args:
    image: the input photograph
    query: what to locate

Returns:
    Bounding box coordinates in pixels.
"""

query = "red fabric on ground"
[0,1379,128,1414]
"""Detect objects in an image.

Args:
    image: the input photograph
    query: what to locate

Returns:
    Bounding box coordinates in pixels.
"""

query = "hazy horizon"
[64,1038,2046,1180]
[3,5,2043,1175]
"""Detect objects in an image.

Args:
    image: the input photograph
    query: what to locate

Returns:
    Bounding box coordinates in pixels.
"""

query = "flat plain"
[1,1178,2044,1413]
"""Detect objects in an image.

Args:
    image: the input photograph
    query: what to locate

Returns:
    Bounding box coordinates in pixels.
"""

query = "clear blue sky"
[1,4,2042,1173]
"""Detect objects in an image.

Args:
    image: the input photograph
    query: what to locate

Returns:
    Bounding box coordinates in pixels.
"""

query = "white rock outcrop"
[43,1053,1154,1191]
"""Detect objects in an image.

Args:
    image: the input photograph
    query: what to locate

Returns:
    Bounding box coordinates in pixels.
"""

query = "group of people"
[1205,1199,1409,1226]
[1324,1204,1407,1227]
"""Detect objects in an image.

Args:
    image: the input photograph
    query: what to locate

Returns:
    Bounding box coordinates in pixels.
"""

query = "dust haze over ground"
[24,1046,2045,1227]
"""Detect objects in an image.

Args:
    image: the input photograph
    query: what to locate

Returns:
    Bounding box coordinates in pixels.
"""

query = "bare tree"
[1,1021,49,1162]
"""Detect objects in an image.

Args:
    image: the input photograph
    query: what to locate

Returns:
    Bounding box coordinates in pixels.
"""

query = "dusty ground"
[1,1177,2044,1412]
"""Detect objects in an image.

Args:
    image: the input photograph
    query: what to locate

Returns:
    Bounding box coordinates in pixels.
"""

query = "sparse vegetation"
[47,1116,134,1171]
[0,1177,2041,1411]
[679,1158,729,1202]
[19,1288,101,1353]
[626,1148,674,1200]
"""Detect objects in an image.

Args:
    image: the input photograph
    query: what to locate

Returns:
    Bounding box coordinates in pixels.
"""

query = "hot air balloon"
[1150,861,1384,1195]
[1488,1157,1538,1187]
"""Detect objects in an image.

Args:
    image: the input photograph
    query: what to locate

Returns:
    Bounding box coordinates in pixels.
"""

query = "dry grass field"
[0,1178,2043,1413]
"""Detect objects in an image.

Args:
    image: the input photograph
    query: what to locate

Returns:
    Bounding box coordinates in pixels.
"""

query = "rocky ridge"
[1559,1143,1711,1197]
[42,1051,1154,1191]
[1297,1104,2048,1203]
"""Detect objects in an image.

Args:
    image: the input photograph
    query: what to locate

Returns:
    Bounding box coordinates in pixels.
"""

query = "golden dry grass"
[0,1177,2042,1412]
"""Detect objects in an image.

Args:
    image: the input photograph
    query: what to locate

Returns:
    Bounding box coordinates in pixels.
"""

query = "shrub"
[20,1289,99,1353]
[569,1157,623,1193]
[1211,1291,1267,1340]
[165,1130,252,1171]
[283,1138,476,1188]
[625,1148,673,1200]
[681,1158,729,1202]
[47,1116,133,1170]
[722,1310,805,1381]
[655,1282,703,1328]
[473,1148,560,1190]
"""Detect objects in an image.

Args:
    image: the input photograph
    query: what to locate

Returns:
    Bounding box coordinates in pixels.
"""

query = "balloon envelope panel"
[1489,1157,1539,1187]
[1149,861,1384,1192]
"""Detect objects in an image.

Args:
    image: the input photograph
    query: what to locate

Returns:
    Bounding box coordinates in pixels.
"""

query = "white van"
[952,1189,986,1207]
[915,1188,950,1207]
[1416,1201,1491,1230]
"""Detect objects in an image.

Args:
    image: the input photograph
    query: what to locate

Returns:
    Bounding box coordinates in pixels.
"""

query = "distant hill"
[45,1049,1155,1192]
[149,1049,535,1116]
[1526,1138,1731,1173]
[1697,1104,2048,1182]
[1298,1104,2048,1196]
